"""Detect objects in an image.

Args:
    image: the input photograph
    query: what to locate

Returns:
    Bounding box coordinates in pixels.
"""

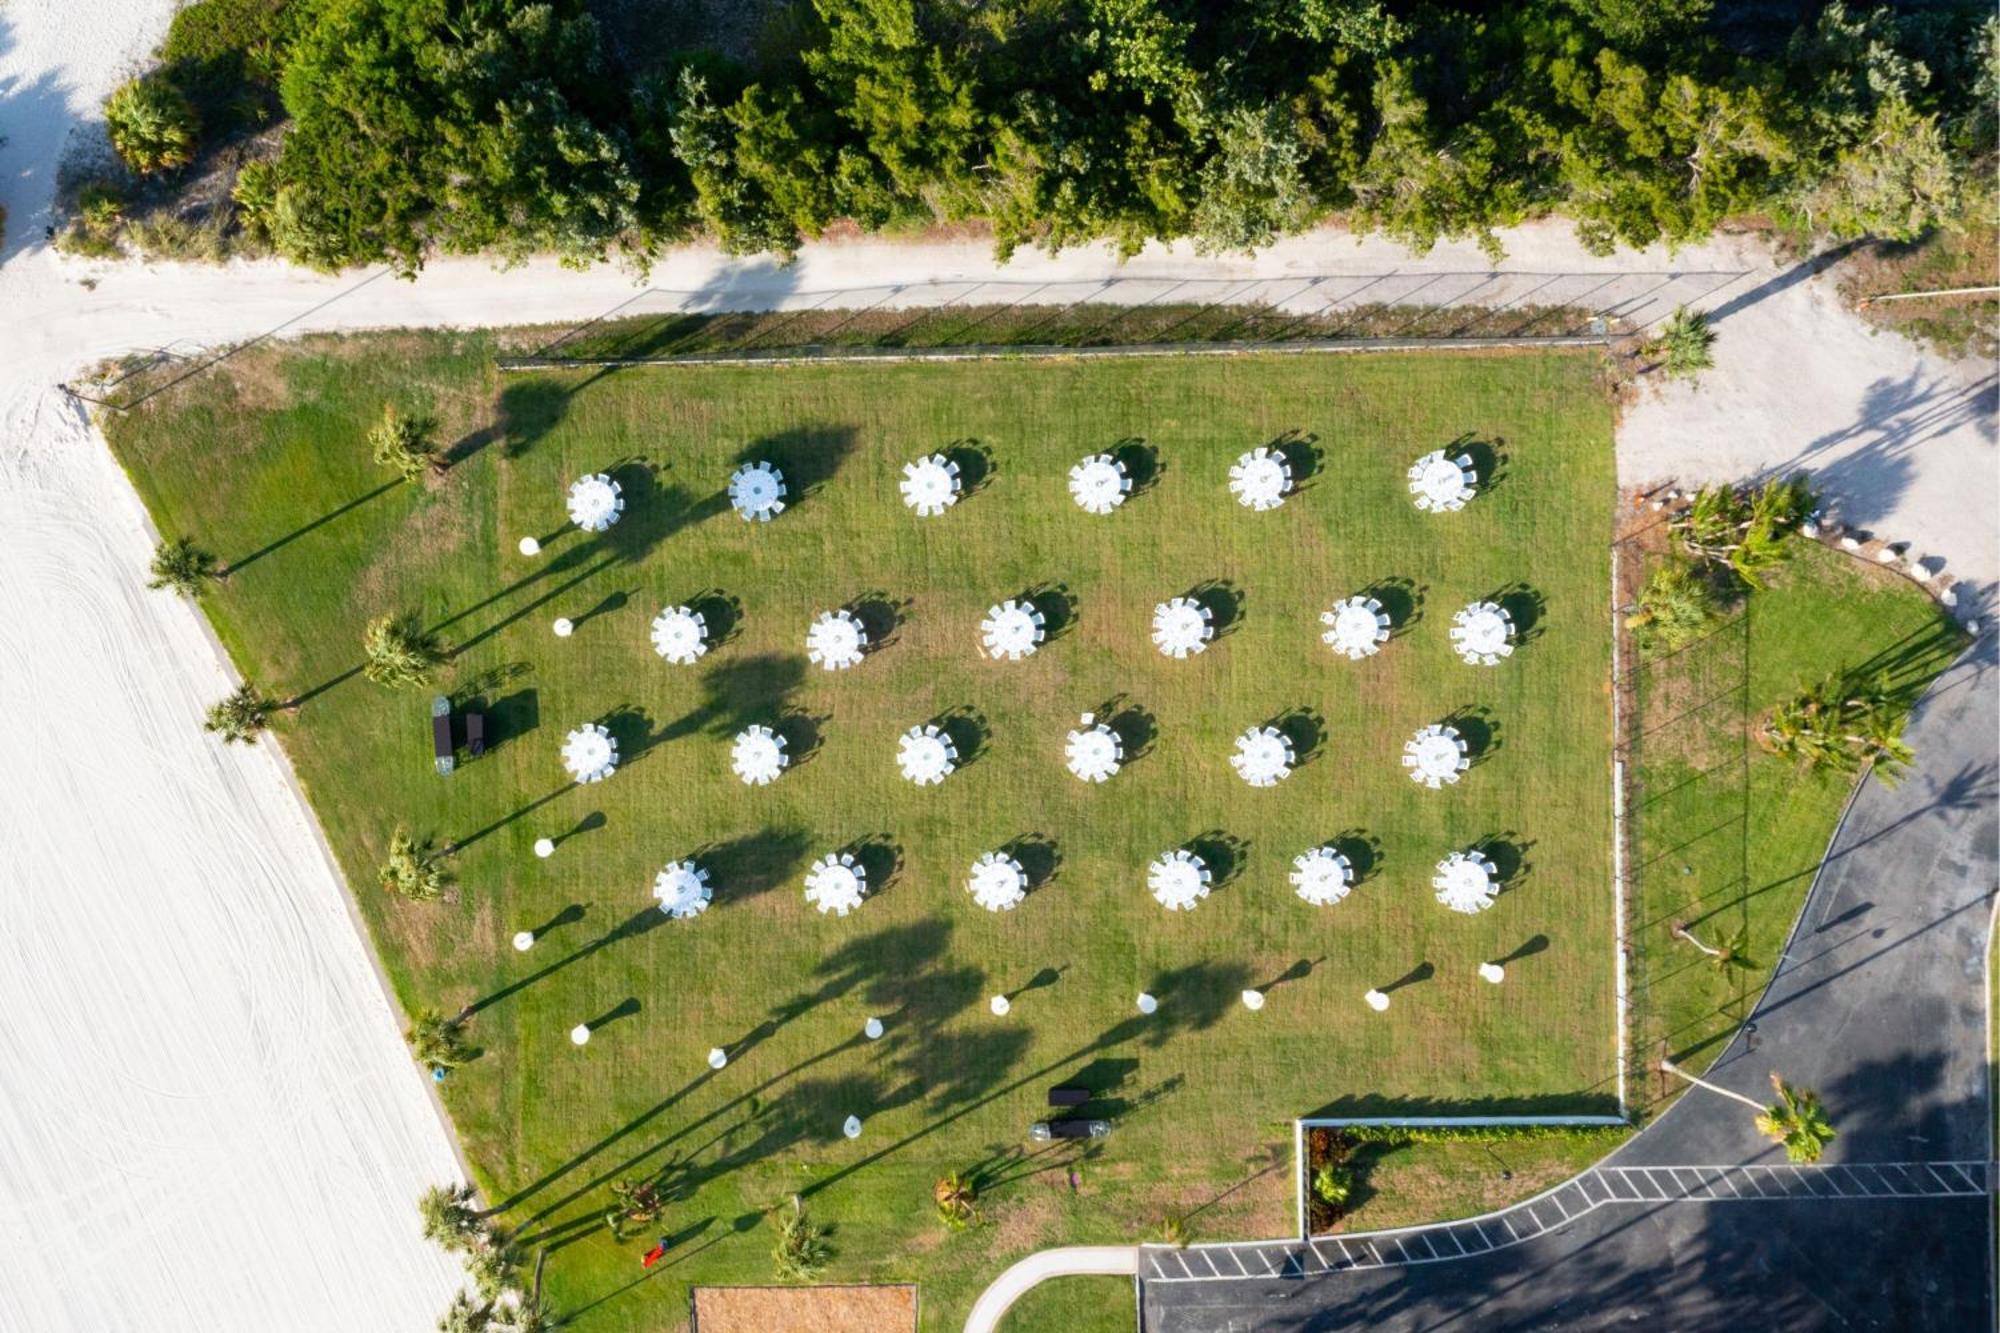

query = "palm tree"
[1753,1074,1838,1164]
[203,683,276,743]
[1762,669,1915,785]
[147,535,221,597]
[1653,306,1716,380]
[437,1289,496,1333]
[363,612,448,688]
[418,1182,485,1251]
[932,1172,976,1230]
[1155,1213,1191,1247]
[505,1252,562,1332]
[466,1235,524,1303]
[1672,479,1814,590]
[1671,921,1758,974]
[1624,558,1720,652]
[370,404,444,481]
[1660,1060,1835,1162]
[770,1195,831,1281]
[408,1009,474,1070]
[380,827,453,901]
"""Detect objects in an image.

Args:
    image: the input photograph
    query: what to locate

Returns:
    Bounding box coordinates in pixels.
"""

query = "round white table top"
[982,602,1043,658]
[1230,451,1290,509]
[730,463,785,515]
[562,725,616,781]
[1454,604,1512,656]
[1434,854,1498,913]
[1066,725,1122,781]
[1409,728,1463,781]
[1232,728,1293,785]
[1413,454,1472,509]
[898,730,955,783]
[1152,599,1212,656]
[1149,853,1209,910]
[651,607,706,660]
[901,456,959,513]
[567,474,622,530]
[968,855,1028,910]
[1069,456,1128,513]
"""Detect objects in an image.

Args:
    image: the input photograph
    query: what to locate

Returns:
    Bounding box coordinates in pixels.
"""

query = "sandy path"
[0,4,1990,1330]
[0,4,464,1330]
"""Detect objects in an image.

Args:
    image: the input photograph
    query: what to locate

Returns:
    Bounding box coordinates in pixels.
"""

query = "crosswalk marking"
[1144,1162,1992,1282]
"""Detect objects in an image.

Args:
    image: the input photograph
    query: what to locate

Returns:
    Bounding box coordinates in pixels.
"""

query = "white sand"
[0,2,1990,1328]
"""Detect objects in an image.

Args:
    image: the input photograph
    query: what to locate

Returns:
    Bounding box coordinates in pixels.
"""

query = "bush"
[231,159,280,240]
[369,404,442,480]
[770,1196,831,1281]
[1326,1122,1628,1145]
[159,0,297,132]
[1651,307,1717,381]
[105,74,201,173]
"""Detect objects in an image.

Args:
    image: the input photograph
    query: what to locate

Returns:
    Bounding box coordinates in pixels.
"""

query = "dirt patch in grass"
[691,1283,916,1333]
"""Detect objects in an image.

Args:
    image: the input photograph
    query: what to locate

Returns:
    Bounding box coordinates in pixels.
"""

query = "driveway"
[1140,636,1996,1331]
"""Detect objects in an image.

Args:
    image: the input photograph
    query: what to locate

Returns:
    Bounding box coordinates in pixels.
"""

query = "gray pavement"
[1142,636,1997,1332]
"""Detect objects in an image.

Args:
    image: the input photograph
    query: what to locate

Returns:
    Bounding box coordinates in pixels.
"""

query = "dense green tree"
[274,0,643,274]
[120,0,1992,272]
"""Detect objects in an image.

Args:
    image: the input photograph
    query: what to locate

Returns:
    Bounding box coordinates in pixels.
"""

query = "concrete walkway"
[1138,634,1997,1331]
[963,1245,1138,1333]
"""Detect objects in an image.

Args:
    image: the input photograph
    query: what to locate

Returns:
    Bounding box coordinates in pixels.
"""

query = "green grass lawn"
[996,1275,1135,1333]
[1624,539,1966,1109]
[105,342,1618,1330]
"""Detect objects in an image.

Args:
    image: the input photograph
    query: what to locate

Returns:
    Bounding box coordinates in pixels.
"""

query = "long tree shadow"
[224,477,405,575]
[496,923,959,1218]
[448,780,579,854]
[464,904,672,1020]
[794,959,1255,1202]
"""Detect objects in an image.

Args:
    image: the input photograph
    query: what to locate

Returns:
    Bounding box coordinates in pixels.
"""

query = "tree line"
[112,0,1996,275]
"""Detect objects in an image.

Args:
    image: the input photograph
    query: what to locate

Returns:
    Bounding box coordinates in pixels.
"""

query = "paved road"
[1141,635,1997,1331]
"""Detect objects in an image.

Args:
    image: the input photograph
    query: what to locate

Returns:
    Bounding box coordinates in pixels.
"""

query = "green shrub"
[105,74,201,173]
[231,159,280,239]
[159,0,297,132]
[1327,1122,1628,1145]
[79,182,127,232]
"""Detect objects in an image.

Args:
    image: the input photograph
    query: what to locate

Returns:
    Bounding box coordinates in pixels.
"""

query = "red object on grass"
[641,1242,667,1268]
